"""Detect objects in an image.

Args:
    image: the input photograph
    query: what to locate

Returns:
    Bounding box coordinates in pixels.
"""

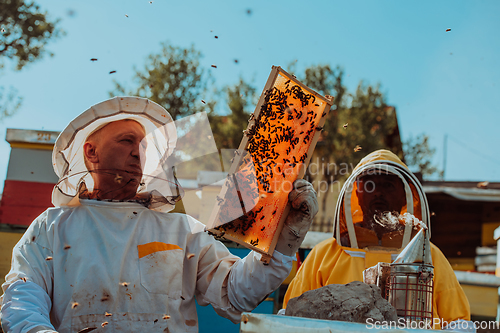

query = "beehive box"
[206,66,333,262]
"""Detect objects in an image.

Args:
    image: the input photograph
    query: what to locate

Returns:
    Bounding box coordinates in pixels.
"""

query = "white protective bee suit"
[0,97,314,333]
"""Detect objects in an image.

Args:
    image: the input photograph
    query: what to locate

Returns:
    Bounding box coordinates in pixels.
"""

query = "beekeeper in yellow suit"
[282,149,474,332]
[0,97,318,333]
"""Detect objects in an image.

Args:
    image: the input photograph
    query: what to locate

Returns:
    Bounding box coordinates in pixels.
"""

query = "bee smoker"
[388,224,434,323]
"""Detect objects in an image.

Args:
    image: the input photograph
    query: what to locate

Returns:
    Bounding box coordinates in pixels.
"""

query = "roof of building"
[422,180,500,202]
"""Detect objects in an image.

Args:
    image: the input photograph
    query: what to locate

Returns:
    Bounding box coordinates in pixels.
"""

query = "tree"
[298,64,403,183]
[111,42,212,121]
[0,86,22,121]
[403,134,443,179]
[208,78,257,149]
[0,0,63,121]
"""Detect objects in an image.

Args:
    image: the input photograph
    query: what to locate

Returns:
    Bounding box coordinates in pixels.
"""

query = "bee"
[133,211,137,215]
[353,145,362,152]
[201,99,206,104]
[109,70,116,74]
[119,282,129,287]
[64,245,71,250]
[77,327,97,333]
[446,28,451,32]
[163,315,171,320]
[250,238,259,246]
[477,181,489,189]
[124,14,128,17]
[187,253,195,259]
[105,312,112,317]
[101,322,108,327]
[90,58,98,62]
[20,277,27,282]
[343,123,348,129]
[101,296,109,302]
[46,256,53,261]
[71,302,79,309]
[154,319,158,323]
[214,35,218,39]
[211,64,217,68]
[243,125,256,137]
[180,296,185,300]
[149,1,153,3]
[114,174,123,183]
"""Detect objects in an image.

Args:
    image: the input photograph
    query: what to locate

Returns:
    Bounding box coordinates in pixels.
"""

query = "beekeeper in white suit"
[0,96,318,333]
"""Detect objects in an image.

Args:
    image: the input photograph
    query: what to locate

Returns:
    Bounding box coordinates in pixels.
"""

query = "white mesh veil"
[52,96,181,212]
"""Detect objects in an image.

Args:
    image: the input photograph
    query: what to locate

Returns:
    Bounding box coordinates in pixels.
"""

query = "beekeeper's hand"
[275,179,318,257]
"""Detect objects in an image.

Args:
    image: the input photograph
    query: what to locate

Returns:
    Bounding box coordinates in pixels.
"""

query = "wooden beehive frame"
[206,66,334,262]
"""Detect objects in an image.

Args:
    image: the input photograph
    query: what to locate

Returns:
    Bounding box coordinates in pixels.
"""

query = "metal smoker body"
[388,225,434,323]
[388,262,434,322]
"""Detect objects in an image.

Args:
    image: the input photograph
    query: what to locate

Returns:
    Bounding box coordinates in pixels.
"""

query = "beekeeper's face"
[356,174,406,217]
[83,119,146,200]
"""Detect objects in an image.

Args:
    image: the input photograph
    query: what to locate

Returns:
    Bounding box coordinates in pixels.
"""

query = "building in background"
[0,129,59,285]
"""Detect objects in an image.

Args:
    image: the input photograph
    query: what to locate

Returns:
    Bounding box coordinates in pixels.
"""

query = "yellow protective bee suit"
[283,150,471,330]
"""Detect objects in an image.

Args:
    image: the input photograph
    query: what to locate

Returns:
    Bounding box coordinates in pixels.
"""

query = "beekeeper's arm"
[0,211,57,333]
[197,179,318,323]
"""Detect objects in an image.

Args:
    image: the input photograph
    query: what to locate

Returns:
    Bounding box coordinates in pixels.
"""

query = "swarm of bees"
[213,72,329,252]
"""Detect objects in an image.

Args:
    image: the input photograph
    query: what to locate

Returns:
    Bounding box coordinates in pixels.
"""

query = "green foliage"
[0,0,63,71]
[0,86,22,122]
[208,78,257,149]
[111,42,212,121]
[0,0,63,121]
[298,65,403,184]
[403,134,443,179]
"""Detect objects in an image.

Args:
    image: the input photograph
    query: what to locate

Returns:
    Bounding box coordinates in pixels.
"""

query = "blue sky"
[1,0,499,192]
